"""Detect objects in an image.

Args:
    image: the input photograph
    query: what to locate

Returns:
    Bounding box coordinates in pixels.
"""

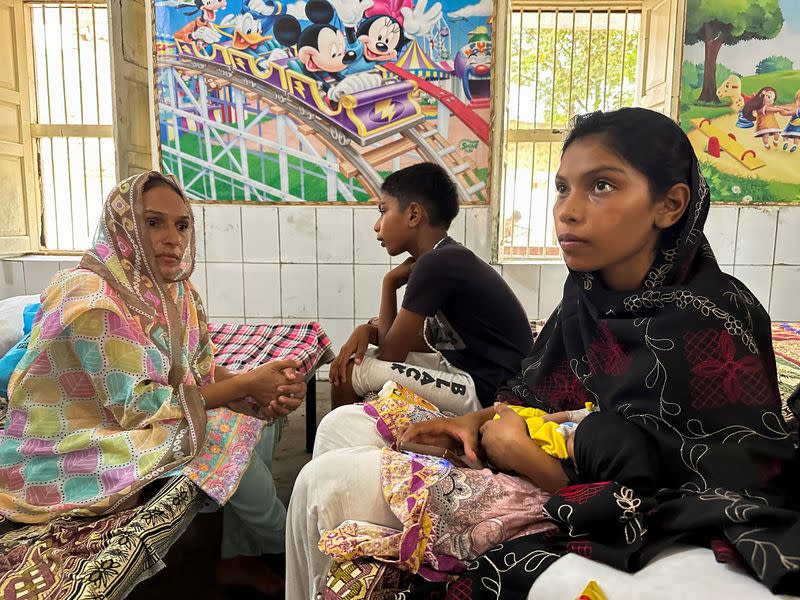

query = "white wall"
[2,205,799,355]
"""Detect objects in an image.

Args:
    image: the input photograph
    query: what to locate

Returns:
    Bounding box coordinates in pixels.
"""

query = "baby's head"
[554,107,694,291]
[374,162,459,256]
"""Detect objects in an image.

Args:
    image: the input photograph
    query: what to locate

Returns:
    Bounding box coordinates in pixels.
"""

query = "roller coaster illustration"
[158,39,487,203]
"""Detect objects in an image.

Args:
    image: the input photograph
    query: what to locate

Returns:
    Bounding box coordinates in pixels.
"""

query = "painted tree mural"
[685,0,784,103]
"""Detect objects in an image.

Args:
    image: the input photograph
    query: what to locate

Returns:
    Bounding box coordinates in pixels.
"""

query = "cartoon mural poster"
[153,0,493,203]
[680,0,800,204]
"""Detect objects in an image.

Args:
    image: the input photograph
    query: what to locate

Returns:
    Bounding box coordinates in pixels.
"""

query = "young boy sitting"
[329,162,533,415]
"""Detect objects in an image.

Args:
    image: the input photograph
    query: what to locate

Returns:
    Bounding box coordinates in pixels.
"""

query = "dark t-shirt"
[401,237,533,406]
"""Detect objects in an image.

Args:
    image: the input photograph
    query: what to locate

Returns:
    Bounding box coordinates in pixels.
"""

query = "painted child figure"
[781,89,800,153]
[742,86,784,149]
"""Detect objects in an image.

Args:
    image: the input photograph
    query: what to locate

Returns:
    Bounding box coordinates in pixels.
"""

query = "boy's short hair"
[381,162,459,227]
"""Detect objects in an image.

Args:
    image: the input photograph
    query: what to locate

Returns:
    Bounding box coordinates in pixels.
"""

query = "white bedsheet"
[528,545,799,599]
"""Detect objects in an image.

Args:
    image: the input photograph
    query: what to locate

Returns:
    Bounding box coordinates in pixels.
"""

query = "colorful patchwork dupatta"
[0,172,261,522]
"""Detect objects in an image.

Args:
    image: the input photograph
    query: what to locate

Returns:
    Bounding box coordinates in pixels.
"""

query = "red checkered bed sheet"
[209,322,334,375]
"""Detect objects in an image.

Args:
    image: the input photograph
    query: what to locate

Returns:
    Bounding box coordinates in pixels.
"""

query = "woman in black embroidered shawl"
[399,107,800,597]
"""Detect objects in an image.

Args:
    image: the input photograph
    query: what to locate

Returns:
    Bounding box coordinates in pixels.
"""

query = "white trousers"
[285,405,396,599]
[350,348,481,415]
[285,408,788,600]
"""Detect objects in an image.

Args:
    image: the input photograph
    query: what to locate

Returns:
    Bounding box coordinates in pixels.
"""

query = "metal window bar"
[505,8,526,261]
[28,2,116,252]
[501,6,640,261]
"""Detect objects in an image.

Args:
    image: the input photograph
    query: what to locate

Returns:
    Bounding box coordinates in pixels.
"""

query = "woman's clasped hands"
[228,359,307,421]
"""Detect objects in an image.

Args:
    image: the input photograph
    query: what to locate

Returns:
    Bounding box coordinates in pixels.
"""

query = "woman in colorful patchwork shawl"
[286,108,800,599]
[0,172,304,595]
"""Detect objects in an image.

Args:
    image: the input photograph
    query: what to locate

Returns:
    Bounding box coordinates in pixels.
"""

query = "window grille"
[28,1,116,251]
[500,6,640,260]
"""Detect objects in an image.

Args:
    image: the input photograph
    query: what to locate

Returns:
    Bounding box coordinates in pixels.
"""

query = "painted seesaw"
[691,117,765,170]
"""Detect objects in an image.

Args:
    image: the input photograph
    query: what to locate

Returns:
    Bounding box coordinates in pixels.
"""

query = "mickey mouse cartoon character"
[273,2,353,91]
[274,0,383,102]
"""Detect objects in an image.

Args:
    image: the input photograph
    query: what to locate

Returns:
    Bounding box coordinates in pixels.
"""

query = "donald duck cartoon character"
[244,0,285,33]
[218,3,287,65]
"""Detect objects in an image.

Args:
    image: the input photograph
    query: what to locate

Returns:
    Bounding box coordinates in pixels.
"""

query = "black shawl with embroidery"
[450,157,800,598]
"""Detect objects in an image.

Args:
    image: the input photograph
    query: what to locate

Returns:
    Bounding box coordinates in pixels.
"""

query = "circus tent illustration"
[394,38,451,80]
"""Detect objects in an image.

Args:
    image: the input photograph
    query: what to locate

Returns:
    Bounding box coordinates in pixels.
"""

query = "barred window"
[29,1,116,251]
[499,5,641,261]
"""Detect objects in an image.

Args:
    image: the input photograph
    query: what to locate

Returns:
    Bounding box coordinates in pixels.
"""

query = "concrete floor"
[273,380,332,506]
[129,381,333,600]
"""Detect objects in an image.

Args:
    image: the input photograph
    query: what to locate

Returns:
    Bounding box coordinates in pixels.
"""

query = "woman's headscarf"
[80,171,200,390]
[464,154,800,595]
[512,153,793,493]
[0,171,212,522]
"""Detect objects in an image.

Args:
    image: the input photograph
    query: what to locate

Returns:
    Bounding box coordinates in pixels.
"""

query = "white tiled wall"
[3,206,800,353]
[703,206,738,264]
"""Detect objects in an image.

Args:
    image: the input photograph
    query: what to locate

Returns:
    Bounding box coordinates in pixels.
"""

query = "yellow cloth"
[378,380,438,412]
[577,580,608,600]
[493,406,569,459]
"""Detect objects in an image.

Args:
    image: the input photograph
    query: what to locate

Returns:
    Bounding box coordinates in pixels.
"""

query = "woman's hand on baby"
[330,324,374,385]
[398,413,482,462]
[479,403,530,472]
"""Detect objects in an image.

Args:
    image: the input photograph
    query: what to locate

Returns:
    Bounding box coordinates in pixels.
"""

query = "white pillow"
[0,294,41,356]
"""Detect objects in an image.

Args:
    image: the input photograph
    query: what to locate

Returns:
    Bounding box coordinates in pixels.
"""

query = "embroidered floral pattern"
[586,323,632,376]
[533,361,591,411]
[685,329,772,410]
